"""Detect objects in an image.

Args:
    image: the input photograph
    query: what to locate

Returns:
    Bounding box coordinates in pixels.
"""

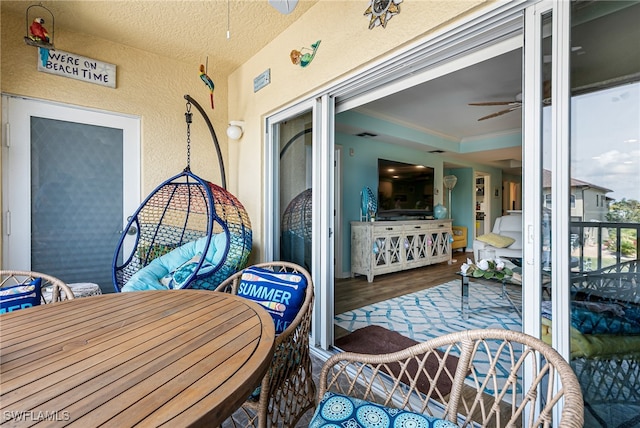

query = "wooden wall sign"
[37,48,116,88]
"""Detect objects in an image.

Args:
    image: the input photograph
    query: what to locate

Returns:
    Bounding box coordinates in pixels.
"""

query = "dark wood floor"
[334,254,467,339]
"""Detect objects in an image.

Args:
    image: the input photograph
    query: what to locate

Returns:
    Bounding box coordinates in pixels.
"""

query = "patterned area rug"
[335,279,522,340]
[335,325,462,396]
[335,279,523,395]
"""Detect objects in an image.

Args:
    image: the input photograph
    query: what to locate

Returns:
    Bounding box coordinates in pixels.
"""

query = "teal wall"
[337,131,442,274]
[446,167,474,249]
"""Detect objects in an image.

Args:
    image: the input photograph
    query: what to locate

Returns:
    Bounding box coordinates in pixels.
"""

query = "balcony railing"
[571,221,640,272]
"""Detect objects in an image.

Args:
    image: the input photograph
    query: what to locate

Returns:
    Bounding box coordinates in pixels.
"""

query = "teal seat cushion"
[309,392,458,428]
[122,233,227,291]
[571,301,640,335]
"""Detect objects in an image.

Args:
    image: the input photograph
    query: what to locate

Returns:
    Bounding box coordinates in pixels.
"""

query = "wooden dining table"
[0,289,275,427]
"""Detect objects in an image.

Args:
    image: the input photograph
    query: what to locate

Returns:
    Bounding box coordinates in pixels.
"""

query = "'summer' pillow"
[476,232,516,248]
[309,391,458,428]
[238,266,307,334]
[1,278,42,314]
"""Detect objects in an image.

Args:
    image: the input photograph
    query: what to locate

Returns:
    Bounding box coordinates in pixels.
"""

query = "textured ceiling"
[2,0,318,75]
[5,0,523,174]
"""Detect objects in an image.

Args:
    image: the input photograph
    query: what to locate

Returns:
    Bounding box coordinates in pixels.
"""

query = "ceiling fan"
[469,92,522,121]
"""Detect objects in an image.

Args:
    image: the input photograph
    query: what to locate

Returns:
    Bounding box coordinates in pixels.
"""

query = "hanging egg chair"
[281,188,312,271]
[279,128,312,270]
[112,95,252,292]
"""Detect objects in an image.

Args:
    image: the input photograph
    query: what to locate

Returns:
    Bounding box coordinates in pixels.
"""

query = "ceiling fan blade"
[477,105,521,121]
[469,101,521,106]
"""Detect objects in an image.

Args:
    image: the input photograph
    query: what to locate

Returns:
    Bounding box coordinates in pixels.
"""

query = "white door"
[2,96,140,292]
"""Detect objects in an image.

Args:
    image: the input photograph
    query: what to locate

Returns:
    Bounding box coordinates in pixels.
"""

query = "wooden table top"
[0,290,275,427]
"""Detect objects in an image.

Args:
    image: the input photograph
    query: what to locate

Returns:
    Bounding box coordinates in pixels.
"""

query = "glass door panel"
[278,111,313,271]
[569,2,640,425]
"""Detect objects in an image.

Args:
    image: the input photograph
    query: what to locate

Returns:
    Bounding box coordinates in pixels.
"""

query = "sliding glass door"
[265,97,335,348]
[526,1,640,425]
[568,2,640,425]
[275,110,314,271]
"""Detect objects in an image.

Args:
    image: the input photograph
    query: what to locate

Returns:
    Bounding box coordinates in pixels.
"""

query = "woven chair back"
[319,328,584,428]
[215,261,316,427]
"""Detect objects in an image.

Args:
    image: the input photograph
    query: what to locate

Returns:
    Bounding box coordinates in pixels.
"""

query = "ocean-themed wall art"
[290,40,321,68]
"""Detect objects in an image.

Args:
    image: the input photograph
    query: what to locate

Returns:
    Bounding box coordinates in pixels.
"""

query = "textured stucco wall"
[228,0,489,260]
[1,8,229,192]
[1,1,492,263]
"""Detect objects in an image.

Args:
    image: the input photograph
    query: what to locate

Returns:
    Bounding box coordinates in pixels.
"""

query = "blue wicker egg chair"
[112,95,251,292]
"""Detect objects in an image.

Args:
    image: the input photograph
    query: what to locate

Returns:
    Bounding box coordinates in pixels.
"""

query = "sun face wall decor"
[364,0,402,29]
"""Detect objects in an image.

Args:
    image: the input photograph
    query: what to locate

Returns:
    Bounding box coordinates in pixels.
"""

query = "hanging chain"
[185,100,193,171]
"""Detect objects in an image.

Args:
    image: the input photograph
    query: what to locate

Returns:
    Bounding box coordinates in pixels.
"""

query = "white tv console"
[350,219,452,282]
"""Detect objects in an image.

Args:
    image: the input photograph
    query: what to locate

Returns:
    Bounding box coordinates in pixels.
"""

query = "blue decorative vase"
[434,203,447,219]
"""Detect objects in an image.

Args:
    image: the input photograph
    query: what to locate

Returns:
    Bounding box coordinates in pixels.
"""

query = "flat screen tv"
[377,159,434,220]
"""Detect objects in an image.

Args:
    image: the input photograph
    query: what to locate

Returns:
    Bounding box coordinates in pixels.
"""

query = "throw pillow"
[122,233,227,292]
[309,391,458,428]
[160,254,216,289]
[237,266,307,334]
[1,278,43,314]
[476,232,516,248]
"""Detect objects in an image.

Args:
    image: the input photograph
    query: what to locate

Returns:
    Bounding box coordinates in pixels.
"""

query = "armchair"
[313,329,583,427]
[451,226,467,252]
[1,270,75,313]
[214,261,316,427]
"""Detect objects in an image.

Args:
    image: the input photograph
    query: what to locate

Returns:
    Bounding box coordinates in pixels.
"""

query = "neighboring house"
[542,170,612,222]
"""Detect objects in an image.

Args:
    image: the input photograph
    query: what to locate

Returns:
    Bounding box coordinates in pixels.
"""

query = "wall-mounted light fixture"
[226,121,244,140]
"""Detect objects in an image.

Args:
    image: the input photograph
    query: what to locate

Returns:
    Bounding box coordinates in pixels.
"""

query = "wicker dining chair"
[1,270,75,306]
[215,261,316,428]
[316,328,584,428]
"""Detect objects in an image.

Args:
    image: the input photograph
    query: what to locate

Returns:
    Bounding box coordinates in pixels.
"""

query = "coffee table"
[457,272,521,320]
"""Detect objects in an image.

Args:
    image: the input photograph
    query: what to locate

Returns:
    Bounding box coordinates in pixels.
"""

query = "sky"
[544,82,640,203]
